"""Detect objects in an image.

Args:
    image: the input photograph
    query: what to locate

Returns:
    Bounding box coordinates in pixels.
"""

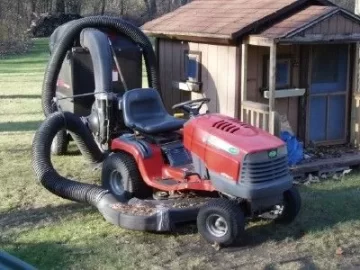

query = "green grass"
[2,38,360,269]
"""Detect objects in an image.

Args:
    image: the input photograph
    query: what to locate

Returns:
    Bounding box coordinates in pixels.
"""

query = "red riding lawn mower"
[32,16,301,247]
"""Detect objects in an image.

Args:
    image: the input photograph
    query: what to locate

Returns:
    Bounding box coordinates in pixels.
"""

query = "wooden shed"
[142,0,360,150]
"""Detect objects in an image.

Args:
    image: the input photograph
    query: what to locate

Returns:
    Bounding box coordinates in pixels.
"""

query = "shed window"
[185,51,201,83]
[264,58,292,89]
[312,47,339,83]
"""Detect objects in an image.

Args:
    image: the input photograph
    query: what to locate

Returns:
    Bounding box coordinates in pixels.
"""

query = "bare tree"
[54,0,65,13]
[118,0,125,15]
[66,0,82,14]
[100,0,107,15]
[143,0,157,19]
[29,0,38,13]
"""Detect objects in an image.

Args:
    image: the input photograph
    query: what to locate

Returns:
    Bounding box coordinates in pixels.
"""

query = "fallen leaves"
[336,247,344,256]
[211,242,221,251]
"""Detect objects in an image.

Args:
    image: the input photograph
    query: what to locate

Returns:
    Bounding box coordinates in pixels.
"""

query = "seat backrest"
[122,88,168,128]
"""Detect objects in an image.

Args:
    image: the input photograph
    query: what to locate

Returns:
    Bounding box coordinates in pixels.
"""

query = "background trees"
[0,0,190,54]
[0,0,353,55]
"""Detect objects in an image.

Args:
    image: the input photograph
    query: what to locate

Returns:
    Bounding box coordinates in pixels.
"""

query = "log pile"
[28,13,82,37]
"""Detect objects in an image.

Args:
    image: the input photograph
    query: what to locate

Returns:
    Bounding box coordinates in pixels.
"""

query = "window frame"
[262,54,292,90]
[184,50,202,83]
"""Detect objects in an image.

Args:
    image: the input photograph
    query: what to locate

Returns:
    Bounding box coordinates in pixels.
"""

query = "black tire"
[101,152,152,200]
[51,129,68,155]
[197,199,245,246]
[276,186,301,224]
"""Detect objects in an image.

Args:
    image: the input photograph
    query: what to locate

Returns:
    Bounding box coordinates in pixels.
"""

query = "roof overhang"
[278,34,360,44]
[249,8,360,45]
[142,30,235,45]
[142,0,336,44]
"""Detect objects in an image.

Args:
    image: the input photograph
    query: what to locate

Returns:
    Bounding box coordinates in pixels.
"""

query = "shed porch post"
[240,41,248,122]
[352,1,360,147]
[268,42,277,135]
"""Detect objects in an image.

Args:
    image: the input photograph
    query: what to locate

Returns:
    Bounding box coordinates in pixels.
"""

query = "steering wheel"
[172,98,211,116]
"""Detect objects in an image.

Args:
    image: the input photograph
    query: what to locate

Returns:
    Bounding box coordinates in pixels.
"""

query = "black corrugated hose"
[42,16,160,116]
[32,111,171,231]
[32,111,108,205]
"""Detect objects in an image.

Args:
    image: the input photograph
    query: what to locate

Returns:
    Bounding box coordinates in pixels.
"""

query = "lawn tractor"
[32,16,301,247]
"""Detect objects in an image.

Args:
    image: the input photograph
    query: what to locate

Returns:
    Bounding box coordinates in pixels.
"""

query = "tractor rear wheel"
[197,199,245,246]
[101,152,152,201]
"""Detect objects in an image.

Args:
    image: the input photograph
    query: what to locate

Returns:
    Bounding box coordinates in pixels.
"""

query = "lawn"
[2,39,360,270]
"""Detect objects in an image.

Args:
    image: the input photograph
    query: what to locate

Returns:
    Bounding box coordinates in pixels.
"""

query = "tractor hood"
[184,114,284,155]
[183,114,286,182]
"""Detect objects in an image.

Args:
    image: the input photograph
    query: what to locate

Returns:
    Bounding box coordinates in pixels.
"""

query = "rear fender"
[111,137,164,186]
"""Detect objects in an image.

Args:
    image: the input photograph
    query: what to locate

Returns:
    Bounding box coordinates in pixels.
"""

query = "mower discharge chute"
[32,16,301,247]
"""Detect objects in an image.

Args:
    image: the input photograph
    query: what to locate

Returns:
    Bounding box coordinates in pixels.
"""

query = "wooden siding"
[158,39,239,117]
[297,13,360,37]
[244,44,300,135]
[352,94,360,147]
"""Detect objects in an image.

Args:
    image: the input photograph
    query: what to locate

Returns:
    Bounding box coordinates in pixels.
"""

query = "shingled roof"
[259,5,337,38]
[142,0,335,41]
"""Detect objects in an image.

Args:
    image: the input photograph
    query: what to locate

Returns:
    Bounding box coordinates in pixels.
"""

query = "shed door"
[307,45,349,144]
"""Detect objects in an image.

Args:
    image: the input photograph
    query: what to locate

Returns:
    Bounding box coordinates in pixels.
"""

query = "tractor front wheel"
[197,199,245,246]
[101,152,152,201]
[275,186,301,224]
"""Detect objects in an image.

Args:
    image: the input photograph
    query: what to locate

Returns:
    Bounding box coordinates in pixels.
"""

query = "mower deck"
[102,196,211,232]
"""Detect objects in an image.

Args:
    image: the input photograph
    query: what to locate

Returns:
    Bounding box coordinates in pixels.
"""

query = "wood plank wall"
[158,39,239,117]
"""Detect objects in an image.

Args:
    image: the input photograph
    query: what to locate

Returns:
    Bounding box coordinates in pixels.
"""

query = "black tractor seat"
[122,88,186,134]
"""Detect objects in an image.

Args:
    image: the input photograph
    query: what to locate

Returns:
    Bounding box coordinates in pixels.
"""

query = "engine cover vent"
[212,120,248,134]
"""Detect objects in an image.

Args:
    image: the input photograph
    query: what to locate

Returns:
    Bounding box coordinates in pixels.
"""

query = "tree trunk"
[100,0,106,15]
[30,0,38,13]
[16,0,21,32]
[54,0,65,13]
[143,0,157,19]
[119,0,124,15]
[66,0,82,14]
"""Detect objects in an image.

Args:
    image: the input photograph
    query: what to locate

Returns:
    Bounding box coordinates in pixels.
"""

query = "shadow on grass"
[4,236,101,270]
[1,203,94,229]
[0,121,42,132]
[4,242,74,270]
[224,183,360,251]
[0,59,48,65]
[0,111,42,116]
[0,95,41,99]
[264,256,317,270]
[0,68,46,74]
